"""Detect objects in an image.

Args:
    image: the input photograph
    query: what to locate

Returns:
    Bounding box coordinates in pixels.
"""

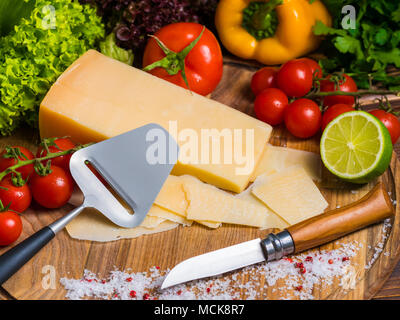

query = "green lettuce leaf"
[0,0,105,135]
[100,33,134,65]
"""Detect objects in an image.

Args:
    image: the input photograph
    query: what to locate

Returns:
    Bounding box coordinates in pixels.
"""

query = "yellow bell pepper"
[215,0,332,65]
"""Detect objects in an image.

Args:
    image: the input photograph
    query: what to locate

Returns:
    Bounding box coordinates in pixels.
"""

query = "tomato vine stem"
[305,89,400,99]
[0,143,92,182]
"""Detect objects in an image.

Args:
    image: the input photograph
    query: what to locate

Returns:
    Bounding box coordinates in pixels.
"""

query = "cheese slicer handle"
[0,205,85,285]
[261,182,395,261]
[0,226,55,285]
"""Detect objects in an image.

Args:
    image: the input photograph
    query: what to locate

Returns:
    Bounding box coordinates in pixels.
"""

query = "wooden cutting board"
[0,60,399,300]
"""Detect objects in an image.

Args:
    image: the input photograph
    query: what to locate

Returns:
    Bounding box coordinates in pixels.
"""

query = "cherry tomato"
[36,138,76,173]
[143,23,223,96]
[297,58,323,78]
[251,67,278,96]
[276,59,313,98]
[30,166,73,209]
[254,88,289,126]
[320,74,357,107]
[369,109,400,145]
[0,210,22,246]
[0,177,31,213]
[284,99,322,138]
[0,146,34,180]
[321,104,354,132]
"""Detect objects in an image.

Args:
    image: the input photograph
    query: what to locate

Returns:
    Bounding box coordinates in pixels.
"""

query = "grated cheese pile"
[60,242,362,300]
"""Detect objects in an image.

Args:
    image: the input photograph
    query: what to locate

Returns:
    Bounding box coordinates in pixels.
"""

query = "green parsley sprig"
[313,0,400,90]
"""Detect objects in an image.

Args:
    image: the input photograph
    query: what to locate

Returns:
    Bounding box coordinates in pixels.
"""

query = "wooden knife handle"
[286,182,394,254]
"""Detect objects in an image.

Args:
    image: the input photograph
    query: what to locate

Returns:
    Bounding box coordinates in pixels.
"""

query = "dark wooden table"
[374,261,400,299]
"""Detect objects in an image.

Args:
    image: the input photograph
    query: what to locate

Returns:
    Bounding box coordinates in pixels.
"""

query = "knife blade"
[161,183,394,289]
[161,238,265,289]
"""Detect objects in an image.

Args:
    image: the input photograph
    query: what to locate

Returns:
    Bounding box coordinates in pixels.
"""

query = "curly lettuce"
[0,0,105,136]
[100,33,134,65]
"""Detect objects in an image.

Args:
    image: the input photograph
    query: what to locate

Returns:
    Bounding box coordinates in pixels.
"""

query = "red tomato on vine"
[0,146,34,180]
[251,67,278,96]
[0,210,22,246]
[143,23,223,96]
[369,109,400,145]
[0,177,31,213]
[284,99,322,138]
[276,59,313,98]
[321,104,354,132]
[36,138,76,173]
[30,165,73,209]
[320,74,357,107]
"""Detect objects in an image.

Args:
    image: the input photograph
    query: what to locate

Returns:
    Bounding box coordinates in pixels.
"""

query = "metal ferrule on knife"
[261,230,295,262]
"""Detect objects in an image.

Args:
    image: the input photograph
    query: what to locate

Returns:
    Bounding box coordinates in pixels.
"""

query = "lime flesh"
[320,111,392,184]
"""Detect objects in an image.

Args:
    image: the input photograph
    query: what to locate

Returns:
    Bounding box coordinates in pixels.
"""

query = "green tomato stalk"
[143,26,206,91]
[0,142,92,183]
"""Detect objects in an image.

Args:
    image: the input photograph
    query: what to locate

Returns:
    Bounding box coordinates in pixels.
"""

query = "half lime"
[320,111,392,184]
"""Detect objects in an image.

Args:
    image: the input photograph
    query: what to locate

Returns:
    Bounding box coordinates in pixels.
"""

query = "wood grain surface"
[0,61,400,300]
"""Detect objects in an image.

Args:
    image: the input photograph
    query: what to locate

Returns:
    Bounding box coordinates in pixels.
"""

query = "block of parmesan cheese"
[251,166,328,225]
[181,175,288,228]
[39,50,272,193]
[250,144,321,182]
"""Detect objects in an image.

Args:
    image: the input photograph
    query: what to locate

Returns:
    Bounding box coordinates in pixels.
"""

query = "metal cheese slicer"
[0,123,179,285]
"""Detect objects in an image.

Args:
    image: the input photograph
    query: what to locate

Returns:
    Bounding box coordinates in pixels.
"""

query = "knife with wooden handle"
[261,182,394,260]
[161,182,394,289]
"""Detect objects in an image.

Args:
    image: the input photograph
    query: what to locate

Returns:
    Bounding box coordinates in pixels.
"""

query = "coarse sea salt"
[60,242,361,300]
[365,218,392,270]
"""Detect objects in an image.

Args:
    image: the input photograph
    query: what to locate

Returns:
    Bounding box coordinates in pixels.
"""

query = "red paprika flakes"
[143,293,150,300]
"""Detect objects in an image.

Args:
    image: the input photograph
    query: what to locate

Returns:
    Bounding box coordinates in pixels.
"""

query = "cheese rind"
[251,166,328,225]
[39,50,272,192]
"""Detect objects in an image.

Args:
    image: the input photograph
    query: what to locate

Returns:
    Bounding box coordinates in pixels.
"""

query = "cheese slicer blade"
[0,123,179,285]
